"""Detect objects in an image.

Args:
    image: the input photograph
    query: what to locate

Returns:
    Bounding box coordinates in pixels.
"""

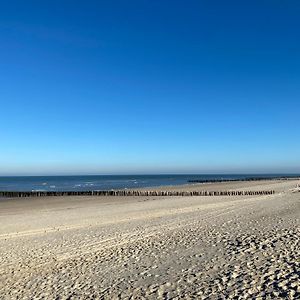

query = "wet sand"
[0,180,299,299]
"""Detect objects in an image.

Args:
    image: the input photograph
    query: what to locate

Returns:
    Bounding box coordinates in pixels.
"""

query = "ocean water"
[0,174,297,192]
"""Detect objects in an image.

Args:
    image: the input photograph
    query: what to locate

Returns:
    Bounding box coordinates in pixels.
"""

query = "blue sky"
[0,1,299,175]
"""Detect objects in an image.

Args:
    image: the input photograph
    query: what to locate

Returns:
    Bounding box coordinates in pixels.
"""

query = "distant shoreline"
[0,175,299,194]
[187,176,300,184]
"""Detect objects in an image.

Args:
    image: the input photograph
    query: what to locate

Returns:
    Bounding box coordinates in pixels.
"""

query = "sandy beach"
[0,179,299,299]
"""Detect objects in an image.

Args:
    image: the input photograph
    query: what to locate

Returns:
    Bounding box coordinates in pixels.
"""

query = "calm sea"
[0,174,297,192]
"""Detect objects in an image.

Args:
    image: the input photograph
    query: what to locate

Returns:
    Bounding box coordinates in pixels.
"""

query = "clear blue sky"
[0,1,299,175]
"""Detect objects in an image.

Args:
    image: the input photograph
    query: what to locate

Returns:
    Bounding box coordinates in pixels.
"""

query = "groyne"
[0,190,275,198]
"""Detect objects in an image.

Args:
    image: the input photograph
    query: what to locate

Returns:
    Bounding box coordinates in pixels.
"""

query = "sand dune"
[0,180,299,299]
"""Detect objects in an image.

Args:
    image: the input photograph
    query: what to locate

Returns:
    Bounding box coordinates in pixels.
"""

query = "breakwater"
[0,190,275,198]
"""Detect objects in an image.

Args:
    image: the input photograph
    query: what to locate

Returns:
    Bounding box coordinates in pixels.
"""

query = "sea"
[0,174,298,192]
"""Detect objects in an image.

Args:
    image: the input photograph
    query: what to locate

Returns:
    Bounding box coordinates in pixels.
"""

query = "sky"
[0,0,300,176]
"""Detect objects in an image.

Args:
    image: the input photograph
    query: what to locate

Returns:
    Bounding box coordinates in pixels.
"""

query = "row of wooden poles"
[0,190,275,198]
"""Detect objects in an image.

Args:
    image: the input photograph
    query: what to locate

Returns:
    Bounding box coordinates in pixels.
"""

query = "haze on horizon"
[0,1,299,176]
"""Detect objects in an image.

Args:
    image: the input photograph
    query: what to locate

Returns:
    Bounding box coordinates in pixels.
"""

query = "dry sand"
[0,180,299,299]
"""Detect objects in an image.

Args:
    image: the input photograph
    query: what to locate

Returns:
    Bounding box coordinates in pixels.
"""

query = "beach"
[0,179,299,299]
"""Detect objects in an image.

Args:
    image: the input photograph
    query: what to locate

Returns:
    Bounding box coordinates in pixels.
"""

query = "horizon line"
[1,172,300,177]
